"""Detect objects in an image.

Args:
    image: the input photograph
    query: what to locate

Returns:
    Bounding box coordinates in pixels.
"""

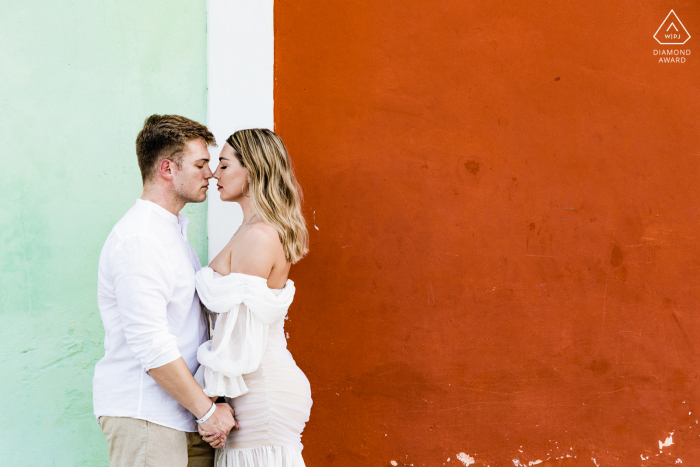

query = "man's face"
[172,138,212,204]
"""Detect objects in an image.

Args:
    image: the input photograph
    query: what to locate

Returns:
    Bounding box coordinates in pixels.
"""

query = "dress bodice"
[196,267,295,319]
[193,267,296,398]
[194,269,312,464]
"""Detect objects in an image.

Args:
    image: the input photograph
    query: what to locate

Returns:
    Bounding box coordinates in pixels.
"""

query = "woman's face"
[213,143,249,202]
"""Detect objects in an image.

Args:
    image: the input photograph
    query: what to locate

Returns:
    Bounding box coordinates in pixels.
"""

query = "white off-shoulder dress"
[194,267,312,467]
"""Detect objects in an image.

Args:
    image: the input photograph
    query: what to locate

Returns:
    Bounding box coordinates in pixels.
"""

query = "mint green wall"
[0,1,207,465]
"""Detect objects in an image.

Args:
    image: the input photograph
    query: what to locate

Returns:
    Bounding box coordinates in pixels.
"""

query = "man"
[93,115,236,467]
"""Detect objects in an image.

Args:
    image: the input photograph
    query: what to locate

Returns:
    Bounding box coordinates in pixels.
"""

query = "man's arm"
[111,235,235,434]
[148,358,237,434]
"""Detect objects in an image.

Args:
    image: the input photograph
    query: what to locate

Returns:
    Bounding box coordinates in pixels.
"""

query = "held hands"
[199,427,227,449]
[199,403,240,449]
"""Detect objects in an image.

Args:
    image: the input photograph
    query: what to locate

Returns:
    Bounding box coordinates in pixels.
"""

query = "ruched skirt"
[217,340,312,467]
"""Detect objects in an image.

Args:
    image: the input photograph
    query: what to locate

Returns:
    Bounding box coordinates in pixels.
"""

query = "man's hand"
[199,425,226,449]
[146,359,239,446]
[199,403,238,439]
[148,359,233,428]
[200,429,226,449]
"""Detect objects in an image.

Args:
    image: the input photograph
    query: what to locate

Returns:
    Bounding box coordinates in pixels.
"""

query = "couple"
[93,114,312,467]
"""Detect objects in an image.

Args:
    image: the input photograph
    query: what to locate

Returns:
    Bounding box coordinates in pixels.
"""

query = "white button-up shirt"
[93,199,208,432]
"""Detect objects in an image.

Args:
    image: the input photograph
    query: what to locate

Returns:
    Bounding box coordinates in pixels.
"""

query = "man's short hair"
[135,114,216,183]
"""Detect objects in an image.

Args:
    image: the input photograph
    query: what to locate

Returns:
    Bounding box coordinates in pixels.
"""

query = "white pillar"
[206,0,274,262]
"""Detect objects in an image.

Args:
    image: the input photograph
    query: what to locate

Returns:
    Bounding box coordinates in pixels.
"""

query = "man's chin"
[183,193,207,204]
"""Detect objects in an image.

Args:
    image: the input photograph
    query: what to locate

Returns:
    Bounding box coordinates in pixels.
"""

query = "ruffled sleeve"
[193,267,295,398]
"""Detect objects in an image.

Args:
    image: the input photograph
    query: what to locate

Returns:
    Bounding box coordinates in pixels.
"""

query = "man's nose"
[204,165,213,179]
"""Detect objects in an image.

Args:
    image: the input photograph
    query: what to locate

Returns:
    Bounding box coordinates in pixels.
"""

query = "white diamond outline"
[654,9,691,45]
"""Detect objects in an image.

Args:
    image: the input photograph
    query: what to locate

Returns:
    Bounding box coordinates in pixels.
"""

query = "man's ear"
[157,158,175,182]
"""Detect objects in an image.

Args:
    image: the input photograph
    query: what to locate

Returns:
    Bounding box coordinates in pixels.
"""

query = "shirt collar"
[136,199,189,230]
[178,214,190,237]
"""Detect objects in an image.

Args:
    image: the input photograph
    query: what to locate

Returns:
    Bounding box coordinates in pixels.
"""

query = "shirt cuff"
[142,345,182,372]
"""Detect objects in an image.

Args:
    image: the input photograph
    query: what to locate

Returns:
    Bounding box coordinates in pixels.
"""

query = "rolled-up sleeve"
[111,235,180,371]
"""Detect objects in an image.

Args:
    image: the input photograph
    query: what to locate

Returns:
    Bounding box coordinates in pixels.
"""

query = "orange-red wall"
[275,2,700,465]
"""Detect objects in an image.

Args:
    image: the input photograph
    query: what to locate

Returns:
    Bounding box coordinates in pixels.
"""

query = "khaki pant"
[99,416,215,467]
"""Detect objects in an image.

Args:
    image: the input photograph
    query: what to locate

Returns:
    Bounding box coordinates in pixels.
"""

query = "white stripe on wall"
[206,0,274,262]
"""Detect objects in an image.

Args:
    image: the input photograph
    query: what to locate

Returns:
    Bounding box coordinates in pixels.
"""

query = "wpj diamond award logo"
[653,10,691,63]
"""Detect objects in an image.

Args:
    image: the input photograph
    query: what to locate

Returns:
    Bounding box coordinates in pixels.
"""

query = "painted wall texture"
[275,1,700,466]
[0,1,207,465]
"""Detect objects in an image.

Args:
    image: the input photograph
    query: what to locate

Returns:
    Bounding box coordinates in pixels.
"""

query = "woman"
[194,129,312,466]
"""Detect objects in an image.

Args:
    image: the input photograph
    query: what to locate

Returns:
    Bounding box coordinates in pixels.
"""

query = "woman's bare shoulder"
[242,222,282,250]
[230,222,285,277]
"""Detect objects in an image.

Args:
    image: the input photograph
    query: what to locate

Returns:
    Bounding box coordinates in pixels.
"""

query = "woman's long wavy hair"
[226,129,309,264]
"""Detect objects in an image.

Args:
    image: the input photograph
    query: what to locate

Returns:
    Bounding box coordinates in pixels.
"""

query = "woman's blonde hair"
[226,129,309,263]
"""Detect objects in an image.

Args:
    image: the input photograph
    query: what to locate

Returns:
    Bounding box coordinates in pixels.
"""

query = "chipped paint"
[659,432,674,450]
[456,453,475,466]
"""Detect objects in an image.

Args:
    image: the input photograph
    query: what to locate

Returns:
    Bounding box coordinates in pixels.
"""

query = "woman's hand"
[199,412,240,449]
[200,428,227,449]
